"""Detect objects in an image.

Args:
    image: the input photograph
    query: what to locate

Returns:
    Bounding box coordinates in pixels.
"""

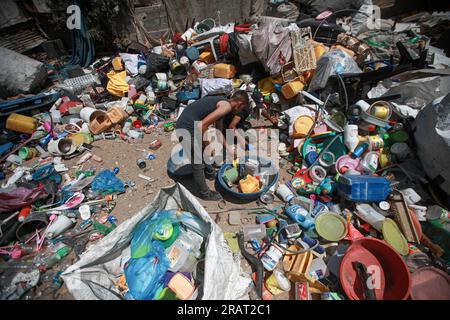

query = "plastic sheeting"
[0,186,47,213]
[62,183,251,300]
[414,94,450,195]
[0,47,48,98]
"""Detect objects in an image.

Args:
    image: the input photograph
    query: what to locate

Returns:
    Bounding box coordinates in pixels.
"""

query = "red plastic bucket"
[340,238,411,300]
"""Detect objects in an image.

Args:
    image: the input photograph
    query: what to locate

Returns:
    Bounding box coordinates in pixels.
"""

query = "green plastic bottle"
[75,170,96,178]
[93,220,116,235]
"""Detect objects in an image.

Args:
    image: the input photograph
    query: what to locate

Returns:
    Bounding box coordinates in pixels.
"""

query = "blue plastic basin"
[217,157,279,200]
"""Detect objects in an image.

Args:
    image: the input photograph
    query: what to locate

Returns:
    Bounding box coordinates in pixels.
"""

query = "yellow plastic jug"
[281,79,304,99]
[214,63,237,79]
[6,113,37,134]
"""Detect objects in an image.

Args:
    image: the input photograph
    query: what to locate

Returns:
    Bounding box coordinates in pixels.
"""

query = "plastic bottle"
[359,135,384,150]
[281,80,304,99]
[285,205,315,231]
[18,206,31,222]
[261,243,286,271]
[122,119,132,134]
[300,235,325,255]
[351,142,369,159]
[128,84,137,98]
[34,246,72,270]
[344,124,359,152]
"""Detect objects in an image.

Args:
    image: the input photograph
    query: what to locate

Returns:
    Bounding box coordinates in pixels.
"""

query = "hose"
[261,223,320,255]
[237,231,263,299]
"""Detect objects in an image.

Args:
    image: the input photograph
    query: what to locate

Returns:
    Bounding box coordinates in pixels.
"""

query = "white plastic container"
[166,230,203,272]
[355,203,386,231]
[261,243,285,271]
[242,224,266,241]
[45,215,74,239]
[399,188,421,205]
[359,151,379,173]
[344,124,359,152]
[51,109,62,124]
[276,184,294,203]
[127,129,142,140]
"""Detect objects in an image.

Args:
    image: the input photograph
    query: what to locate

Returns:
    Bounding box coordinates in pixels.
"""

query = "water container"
[213,63,237,79]
[281,79,304,99]
[6,113,37,134]
[338,175,392,202]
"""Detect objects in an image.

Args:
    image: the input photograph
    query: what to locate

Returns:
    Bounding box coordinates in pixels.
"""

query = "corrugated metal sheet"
[0,22,47,53]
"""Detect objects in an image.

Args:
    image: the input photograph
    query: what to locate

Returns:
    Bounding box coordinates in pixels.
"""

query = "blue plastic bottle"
[351,142,369,158]
[301,234,325,255]
[286,205,315,231]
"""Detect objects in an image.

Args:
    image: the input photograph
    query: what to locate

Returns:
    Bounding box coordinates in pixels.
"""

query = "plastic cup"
[78,205,91,220]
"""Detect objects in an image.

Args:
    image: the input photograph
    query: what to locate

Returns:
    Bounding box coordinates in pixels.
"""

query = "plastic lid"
[382,218,409,256]
[315,212,348,241]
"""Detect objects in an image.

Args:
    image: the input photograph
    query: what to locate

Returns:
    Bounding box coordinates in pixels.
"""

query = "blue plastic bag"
[130,210,178,258]
[124,241,170,300]
[91,169,125,194]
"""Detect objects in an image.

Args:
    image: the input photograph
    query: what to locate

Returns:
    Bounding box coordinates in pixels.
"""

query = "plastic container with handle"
[355,203,386,231]
[338,175,392,202]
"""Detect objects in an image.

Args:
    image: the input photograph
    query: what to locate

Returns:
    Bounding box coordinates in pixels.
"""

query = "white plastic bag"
[200,78,233,97]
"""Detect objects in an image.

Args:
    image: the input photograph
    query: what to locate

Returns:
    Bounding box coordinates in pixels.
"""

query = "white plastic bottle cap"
[379,201,390,211]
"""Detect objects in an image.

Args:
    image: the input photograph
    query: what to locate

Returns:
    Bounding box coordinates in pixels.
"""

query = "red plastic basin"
[340,238,411,300]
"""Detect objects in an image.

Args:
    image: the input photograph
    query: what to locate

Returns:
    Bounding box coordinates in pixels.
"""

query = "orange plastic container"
[112,57,124,71]
[239,175,261,194]
[214,63,237,79]
[314,43,327,60]
[281,79,304,99]
[199,51,215,64]
[6,113,37,134]
[106,106,128,124]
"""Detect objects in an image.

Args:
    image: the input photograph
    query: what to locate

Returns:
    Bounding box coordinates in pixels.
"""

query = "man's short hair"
[231,90,249,106]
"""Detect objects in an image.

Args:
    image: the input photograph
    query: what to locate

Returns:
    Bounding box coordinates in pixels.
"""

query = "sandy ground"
[10,118,292,300]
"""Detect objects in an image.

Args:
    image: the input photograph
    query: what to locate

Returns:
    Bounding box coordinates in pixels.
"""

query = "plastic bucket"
[47,138,76,156]
[80,107,99,123]
[45,215,74,239]
[16,212,49,242]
